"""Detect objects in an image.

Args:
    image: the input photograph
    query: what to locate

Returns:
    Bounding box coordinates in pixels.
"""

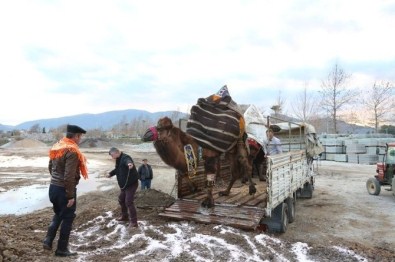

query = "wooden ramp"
[159,199,266,230]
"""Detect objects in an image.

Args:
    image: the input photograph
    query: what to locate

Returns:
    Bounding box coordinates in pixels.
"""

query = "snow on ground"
[70,212,368,262]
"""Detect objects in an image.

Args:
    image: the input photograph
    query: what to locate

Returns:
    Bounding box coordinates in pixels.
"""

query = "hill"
[0,109,187,131]
[0,124,13,132]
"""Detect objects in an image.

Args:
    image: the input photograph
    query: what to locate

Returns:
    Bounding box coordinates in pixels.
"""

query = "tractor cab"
[367,142,395,196]
[376,143,395,184]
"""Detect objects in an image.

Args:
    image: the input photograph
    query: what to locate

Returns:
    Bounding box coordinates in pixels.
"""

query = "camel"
[245,138,267,182]
[142,116,256,208]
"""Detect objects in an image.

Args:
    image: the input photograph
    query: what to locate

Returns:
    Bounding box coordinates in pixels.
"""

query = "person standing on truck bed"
[266,128,282,155]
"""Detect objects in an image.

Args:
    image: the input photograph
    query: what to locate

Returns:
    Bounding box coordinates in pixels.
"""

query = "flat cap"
[67,124,86,134]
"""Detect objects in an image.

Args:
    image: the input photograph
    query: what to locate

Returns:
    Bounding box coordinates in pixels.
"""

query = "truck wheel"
[279,203,289,233]
[392,178,395,197]
[286,197,295,223]
[300,182,313,199]
[272,202,288,233]
[261,202,289,233]
[366,177,381,195]
[307,183,313,198]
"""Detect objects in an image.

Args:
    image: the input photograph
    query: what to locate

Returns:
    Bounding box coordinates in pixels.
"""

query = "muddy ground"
[0,144,394,261]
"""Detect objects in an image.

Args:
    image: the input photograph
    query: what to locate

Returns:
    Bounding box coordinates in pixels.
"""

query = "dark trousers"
[118,182,138,223]
[140,179,151,190]
[46,184,76,249]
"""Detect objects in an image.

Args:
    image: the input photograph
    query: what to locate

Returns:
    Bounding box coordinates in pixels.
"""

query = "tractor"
[366,142,395,196]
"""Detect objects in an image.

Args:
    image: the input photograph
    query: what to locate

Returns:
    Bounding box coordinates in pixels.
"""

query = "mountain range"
[0,108,376,135]
[0,109,187,132]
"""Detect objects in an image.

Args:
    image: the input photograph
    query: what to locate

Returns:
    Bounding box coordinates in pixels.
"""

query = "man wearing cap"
[43,124,88,257]
[138,158,153,190]
[107,147,139,228]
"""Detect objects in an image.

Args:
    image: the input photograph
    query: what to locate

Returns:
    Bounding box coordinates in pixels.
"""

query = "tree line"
[3,65,394,137]
[285,63,394,134]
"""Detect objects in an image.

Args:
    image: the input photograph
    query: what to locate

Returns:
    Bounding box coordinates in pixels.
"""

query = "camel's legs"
[201,157,217,208]
[237,139,256,195]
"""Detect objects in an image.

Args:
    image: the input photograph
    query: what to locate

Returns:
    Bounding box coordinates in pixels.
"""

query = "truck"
[366,142,395,197]
[159,105,323,233]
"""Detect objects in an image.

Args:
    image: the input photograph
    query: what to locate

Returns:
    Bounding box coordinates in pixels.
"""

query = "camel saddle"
[187,87,245,153]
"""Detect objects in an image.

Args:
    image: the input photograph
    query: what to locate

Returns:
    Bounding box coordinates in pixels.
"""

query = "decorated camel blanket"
[186,86,245,152]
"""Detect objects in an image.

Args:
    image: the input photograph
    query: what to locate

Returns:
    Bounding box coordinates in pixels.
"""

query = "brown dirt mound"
[79,138,115,148]
[1,138,48,149]
[135,188,176,208]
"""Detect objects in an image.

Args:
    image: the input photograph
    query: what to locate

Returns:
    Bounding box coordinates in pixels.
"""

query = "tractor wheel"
[286,196,296,223]
[366,177,381,195]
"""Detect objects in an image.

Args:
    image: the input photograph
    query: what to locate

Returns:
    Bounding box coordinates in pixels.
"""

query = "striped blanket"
[186,88,244,152]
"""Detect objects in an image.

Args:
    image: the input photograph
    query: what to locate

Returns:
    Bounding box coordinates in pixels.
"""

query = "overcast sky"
[0,0,394,125]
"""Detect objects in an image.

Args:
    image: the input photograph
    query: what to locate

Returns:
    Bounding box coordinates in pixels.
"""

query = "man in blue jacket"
[138,159,153,190]
[107,147,139,228]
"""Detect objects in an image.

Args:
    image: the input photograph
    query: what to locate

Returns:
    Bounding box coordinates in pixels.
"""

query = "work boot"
[43,220,61,250]
[127,222,138,229]
[43,237,53,251]
[116,215,129,222]
[55,240,77,257]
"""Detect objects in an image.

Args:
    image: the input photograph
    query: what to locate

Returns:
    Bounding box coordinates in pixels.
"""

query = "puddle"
[0,171,116,215]
[0,156,48,167]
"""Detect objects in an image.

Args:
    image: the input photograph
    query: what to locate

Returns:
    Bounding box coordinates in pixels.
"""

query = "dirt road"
[0,144,394,261]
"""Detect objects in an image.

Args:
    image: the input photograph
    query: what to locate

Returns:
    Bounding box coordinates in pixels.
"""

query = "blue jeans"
[140,179,151,190]
[48,184,77,240]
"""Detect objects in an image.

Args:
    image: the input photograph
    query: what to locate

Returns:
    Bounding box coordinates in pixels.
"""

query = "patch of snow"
[291,242,313,262]
[71,213,368,262]
[333,246,368,262]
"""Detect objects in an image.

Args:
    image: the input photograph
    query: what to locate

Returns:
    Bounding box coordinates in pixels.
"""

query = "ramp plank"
[159,199,265,230]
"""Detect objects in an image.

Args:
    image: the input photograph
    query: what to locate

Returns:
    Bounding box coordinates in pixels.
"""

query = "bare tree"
[291,85,318,123]
[319,63,357,133]
[29,123,41,134]
[169,109,182,123]
[342,109,363,134]
[270,90,287,117]
[362,81,394,133]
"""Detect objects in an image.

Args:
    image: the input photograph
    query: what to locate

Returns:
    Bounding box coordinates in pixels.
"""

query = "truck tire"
[392,178,395,197]
[279,203,289,233]
[272,202,288,233]
[298,182,313,199]
[366,177,381,195]
[286,196,295,223]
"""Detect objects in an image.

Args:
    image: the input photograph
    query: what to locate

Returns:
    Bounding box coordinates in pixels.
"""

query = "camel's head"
[142,126,158,142]
[142,117,174,142]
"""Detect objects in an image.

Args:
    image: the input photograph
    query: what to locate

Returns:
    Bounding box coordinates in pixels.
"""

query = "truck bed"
[159,177,268,230]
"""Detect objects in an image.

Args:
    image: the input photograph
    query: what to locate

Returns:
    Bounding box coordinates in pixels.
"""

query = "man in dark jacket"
[107,147,139,228]
[43,124,88,257]
[137,158,153,190]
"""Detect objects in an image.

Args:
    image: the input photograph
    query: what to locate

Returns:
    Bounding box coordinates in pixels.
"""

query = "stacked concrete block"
[305,134,394,165]
[323,139,344,153]
[348,154,359,163]
[320,152,326,160]
[326,153,336,161]
[321,139,344,161]
[359,154,379,165]
[358,139,378,155]
[334,154,348,162]
[345,144,367,154]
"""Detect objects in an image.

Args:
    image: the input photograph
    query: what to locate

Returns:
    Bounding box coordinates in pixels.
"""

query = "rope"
[120,168,131,190]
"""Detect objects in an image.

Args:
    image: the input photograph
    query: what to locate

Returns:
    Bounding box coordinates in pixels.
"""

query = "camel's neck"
[154,128,198,172]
